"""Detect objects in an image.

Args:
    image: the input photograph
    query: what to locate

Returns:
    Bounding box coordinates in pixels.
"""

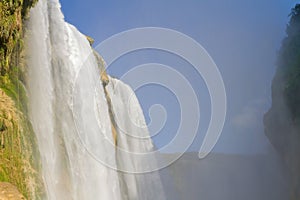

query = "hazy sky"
[59,0,298,154]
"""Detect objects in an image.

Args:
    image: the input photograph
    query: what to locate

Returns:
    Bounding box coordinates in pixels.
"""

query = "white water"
[26,0,165,199]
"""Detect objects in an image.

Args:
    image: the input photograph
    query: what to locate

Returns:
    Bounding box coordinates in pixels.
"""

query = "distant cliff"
[264,4,300,200]
[0,0,44,199]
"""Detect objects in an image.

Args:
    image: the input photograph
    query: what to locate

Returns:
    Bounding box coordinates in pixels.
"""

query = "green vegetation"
[264,4,300,200]
[279,4,300,120]
[0,0,37,76]
[0,89,43,199]
[0,0,44,199]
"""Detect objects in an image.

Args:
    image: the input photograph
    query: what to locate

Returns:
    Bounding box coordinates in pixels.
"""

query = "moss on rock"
[0,0,37,76]
[0,0,44,199]
[0,88,43,199]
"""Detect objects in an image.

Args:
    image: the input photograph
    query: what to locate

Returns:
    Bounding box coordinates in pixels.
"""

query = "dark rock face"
[264,4,300,200]
[264,76,300,199]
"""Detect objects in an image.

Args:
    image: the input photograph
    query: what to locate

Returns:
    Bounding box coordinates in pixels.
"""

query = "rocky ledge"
[0,182,25,200]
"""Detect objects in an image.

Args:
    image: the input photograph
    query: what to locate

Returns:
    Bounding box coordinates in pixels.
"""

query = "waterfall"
[26,0,165,199]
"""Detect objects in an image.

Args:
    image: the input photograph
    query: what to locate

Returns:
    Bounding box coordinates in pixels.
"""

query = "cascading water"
[26,0,165,199]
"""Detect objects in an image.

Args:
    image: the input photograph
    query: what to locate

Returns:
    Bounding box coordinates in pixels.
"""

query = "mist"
[58,0,298,199]
[60,0,296,154]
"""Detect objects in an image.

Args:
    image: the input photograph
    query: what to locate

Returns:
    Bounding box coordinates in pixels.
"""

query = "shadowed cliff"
[264,4,300,200]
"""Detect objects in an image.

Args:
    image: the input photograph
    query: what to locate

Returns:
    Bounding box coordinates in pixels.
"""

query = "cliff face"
[0,0,43,199]
[264,4,300,200]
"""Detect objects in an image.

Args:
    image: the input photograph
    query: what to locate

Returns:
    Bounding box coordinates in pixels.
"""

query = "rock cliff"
[0,0,44,199]
[264,4,300,200]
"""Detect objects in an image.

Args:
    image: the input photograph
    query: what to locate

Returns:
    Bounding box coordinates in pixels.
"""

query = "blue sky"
[60,0,299,154]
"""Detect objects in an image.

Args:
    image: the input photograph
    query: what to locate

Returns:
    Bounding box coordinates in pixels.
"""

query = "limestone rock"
[93,51,109,85]
[0,182,25,200]
[86,35,94,46]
